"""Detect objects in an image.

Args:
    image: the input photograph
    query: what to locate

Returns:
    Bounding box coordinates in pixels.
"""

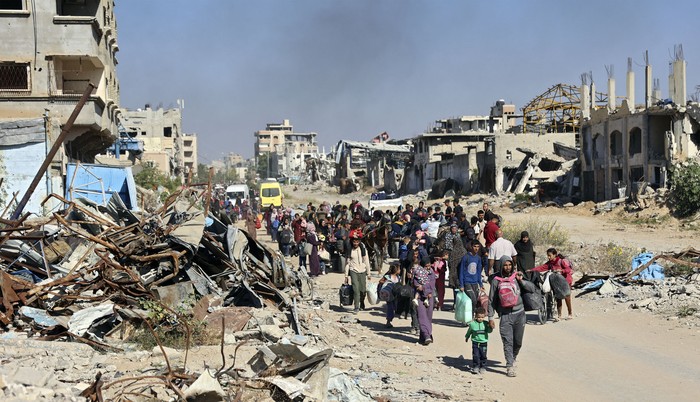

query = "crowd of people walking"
[245,197,574,378]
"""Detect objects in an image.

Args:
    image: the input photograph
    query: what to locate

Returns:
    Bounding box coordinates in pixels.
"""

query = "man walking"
[344,229,372,314]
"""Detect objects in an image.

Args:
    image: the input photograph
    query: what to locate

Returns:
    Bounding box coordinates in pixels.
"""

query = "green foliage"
[670,160,700,217]
[502,218,569,249]
[256,153,270,179]
[666,263,697,278]
[598,242,637,274]
[677,305,698,318]
[129,298,217,350]
[514,193,532,203]
[134,164,180,193]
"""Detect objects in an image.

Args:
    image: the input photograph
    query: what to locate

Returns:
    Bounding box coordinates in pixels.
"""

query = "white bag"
[541,272,552,293]
[366,281,379,305]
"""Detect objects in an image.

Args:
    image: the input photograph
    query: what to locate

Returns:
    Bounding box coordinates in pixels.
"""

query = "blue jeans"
[472,341,488,368]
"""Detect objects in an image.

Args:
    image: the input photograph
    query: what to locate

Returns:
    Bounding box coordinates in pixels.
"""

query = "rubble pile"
[577,248,700,322]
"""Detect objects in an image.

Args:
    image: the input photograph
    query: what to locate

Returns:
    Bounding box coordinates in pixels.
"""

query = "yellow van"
[259,180,283,208]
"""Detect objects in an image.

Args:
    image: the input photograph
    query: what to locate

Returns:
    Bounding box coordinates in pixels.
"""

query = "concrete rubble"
[0,183,376,400]
[575,248,700,320]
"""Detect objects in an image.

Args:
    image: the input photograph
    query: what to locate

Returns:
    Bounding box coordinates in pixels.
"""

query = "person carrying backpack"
[487,255,536,378]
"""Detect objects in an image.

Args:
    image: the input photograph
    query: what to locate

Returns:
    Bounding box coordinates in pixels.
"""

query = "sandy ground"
[278,185,700,401]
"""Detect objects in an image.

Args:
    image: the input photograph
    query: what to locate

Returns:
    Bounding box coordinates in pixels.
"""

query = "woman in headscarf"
[306,222,321,277]
[514,231,535,274]
[245,207,257,241]
[414,256,436,345]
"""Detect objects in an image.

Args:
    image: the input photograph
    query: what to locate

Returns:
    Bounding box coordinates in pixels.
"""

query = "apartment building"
[254,119,319,179]
[0,0,120,214]
[182,133,198,178]
[120,106,185,180]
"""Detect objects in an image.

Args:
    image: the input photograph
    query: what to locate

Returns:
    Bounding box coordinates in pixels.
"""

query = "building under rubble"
[580,49,700,202]
[0,0,121,214]
[405,95,580,197]
[334,140,412,192]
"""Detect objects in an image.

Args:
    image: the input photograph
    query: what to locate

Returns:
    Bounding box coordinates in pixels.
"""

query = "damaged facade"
[254,119,327,181]
[0,0,121,214]
[406,96,578,197]
[334,140,412,193]
[119,106,197,182]
[580,49,700,202]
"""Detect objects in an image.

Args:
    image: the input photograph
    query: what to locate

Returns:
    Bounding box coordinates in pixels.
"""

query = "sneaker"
[423,338,432,345]
[423,299,430,307]
[471,367,480,375]
[410,328,418,335]
[479,367,486,374]
[353,308,359,315]
[385,322,393,328]
[507,367,516,377]
[412,299,419,307]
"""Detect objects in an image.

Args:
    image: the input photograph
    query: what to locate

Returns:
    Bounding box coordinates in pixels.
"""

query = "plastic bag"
[454,291,472,323]
[549,273,571,299]
[542,272,552,293]
[366,281,379,305]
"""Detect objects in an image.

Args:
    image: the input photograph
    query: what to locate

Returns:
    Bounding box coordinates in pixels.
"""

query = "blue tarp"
[65,163,138,210]
[631,252,665,280]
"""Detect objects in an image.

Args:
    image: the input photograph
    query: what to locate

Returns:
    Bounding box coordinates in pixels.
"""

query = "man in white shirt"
[488,229,518,277]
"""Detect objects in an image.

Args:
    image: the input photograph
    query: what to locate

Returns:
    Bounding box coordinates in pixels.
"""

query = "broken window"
[629,166,644,182]
[57,0,99,17]
[0,0,23,10]
[629,127,642,156]
[592,133,603,160]
[163,127,172,137]
[0,62,30,91]
[610,131,623,156]
[612,168,623,182]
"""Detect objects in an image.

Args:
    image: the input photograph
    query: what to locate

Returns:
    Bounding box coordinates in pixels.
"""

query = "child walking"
[465,307,492,374]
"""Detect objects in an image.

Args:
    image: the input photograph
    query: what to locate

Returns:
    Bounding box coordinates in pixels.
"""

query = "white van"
[226,184,250,202]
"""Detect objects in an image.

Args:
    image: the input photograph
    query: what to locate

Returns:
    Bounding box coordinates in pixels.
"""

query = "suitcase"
[339,284,354,306]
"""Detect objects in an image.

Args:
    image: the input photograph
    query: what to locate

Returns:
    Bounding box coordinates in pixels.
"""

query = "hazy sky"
[115,0,700,162]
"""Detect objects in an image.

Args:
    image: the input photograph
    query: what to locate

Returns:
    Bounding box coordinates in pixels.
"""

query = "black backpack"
[280,229,293,245]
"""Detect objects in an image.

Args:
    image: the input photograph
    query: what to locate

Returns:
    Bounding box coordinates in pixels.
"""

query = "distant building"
[0,0,121,214]
[580,52,700,201]
[406,96,578,196]
[254,119,319,179]
[182,133,198,179]
[120,106,186,181]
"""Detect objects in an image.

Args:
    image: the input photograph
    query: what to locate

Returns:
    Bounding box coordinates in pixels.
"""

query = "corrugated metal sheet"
[65,163,138,209]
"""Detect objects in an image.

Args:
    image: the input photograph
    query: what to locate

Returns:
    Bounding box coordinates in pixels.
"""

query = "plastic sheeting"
[631,252,665,280]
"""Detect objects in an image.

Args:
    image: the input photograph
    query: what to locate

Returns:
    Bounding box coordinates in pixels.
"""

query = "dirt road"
[313,271,700,402]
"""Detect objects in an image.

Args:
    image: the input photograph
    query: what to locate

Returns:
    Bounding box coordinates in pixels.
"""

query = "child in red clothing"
[529,248,573,321]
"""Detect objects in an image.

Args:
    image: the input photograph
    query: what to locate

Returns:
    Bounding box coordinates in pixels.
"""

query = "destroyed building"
[580,48,700,202]
[0,0,121,214]
[254,119,325,181]
[334,140,412,192]
[405,94,580,197]
[118,106,197,182]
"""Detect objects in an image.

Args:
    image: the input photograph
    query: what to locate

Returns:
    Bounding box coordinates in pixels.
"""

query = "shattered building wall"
[580,55,700,202]
[581,102,700,201]
[334,140,411,189]
[254,119,319,179]
[120,107,185,181]
[0,0,121,215]
[491,132,577,194]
